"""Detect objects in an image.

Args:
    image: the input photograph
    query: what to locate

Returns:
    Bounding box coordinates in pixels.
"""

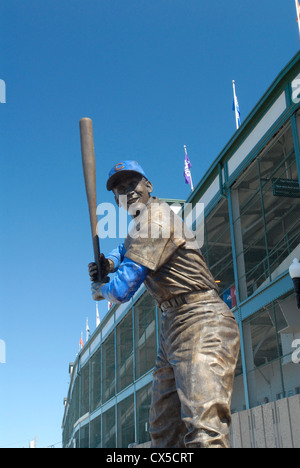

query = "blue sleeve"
[106,243,126,272]
[100,257,148,304]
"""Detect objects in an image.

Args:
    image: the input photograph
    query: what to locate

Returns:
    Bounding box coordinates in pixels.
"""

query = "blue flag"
[232,80,241,129]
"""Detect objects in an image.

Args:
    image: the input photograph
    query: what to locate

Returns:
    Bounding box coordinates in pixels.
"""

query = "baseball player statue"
[88,160,240,448]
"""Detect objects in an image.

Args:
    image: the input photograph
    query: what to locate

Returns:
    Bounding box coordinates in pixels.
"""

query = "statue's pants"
[149,290,240,448]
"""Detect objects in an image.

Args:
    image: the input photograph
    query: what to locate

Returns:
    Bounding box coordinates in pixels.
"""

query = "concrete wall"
[231,394,300,448]
[136,395,300,448]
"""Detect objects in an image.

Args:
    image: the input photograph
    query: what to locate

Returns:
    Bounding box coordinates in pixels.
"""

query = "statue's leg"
[163,290,241,448]
[149,327,187,448]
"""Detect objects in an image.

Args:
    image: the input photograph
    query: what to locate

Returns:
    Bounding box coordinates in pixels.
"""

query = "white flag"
[0,339,6,364]
[29,437,37,448]
[86,317,90,342]
[96,302,100,327]
[296,0,300,40]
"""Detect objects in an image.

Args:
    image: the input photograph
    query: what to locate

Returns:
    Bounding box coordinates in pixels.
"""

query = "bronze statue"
[89,160,240,448]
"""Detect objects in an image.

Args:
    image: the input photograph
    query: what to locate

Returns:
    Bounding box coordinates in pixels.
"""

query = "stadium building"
[62,51,300,448]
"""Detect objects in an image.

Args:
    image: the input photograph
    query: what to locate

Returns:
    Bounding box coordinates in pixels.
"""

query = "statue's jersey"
[124,197,217,305]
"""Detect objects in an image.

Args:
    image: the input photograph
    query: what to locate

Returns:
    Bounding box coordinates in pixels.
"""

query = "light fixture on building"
[289,258,300,309]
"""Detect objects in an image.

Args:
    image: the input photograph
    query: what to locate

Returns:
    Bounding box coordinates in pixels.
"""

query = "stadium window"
[136,382,152,444]
[116,310,134,393]
[80,363,89,416]
[90,414,101,448]
[134,293,157,379]
[117,394,135,448]
[231,122,300,300]
[79,423,89,448]
[90,347,101,412]
[202,198,235,307]
[102,406,116,448]
[102,332,115,403]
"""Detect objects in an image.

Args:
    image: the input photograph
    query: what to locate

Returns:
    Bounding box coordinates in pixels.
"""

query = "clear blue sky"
[0,0,298,448]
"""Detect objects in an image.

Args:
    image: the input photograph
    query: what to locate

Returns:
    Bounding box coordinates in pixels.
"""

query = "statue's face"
[112,172,153,212]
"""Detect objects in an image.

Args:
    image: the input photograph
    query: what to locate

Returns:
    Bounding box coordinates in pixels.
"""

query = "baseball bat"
[79,117,102,283]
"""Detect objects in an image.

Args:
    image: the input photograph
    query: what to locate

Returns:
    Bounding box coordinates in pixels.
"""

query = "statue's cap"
[106,160,148,191]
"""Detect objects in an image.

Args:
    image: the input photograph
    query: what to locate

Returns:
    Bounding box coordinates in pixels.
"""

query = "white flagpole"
[190,174,194,193]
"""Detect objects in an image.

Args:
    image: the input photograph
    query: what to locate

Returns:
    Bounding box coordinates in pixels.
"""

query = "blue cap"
[106,160,148,191]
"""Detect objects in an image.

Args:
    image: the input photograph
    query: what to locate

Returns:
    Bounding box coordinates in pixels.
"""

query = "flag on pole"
[29,437,37,448]
[296,0,300,40]
[86,317,90,342]
[232,80,241,130]
[183,145,194,192]
[96,302,100,327]
[79,332,84,351]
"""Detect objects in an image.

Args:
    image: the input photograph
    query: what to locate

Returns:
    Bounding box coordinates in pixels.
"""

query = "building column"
[230,188,248,302]
[229,183,261,408]
[242,322,258,408]
[291,111,300,187]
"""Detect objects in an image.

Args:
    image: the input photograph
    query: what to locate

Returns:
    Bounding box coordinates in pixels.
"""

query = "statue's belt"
[160,289,212,312]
